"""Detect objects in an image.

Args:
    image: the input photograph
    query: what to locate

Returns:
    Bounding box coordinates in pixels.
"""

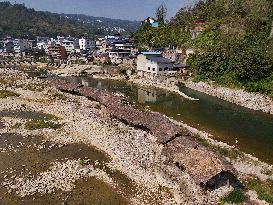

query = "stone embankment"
[51,78,235,187]
[185,81,273,114]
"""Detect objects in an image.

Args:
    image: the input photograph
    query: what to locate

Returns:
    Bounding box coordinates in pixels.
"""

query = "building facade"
[79,37,96,51]
[137,52,174,79]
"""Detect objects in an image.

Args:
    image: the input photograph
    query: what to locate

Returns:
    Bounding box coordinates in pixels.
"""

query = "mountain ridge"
[0,1,140,38]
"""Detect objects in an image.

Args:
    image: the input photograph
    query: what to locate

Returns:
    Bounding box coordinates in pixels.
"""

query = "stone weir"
[51,79,239,189]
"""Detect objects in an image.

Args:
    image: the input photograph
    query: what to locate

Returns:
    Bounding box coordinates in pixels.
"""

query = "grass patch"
[0,90,19,98]
[95,104,101,109]
[118,68,127,76]
[50,93,67,101]
[11,122,22,129]
[25,84,44,92]
[25,120,62,130]
[220,189,246,204]
[247,179,273,203]
[79,159,91,166]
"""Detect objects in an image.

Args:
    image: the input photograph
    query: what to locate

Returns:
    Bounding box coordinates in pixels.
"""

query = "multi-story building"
[108,49,131,65]
[79,37,96,51]
[47,45,67,60]
[13,39,29,53]
[61,38,79,53]
[137,52,174,78]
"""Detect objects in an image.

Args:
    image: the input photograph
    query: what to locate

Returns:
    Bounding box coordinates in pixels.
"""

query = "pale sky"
[3,0,197,21]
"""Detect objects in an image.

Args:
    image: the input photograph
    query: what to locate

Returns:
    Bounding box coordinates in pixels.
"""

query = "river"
[67,76,273,164]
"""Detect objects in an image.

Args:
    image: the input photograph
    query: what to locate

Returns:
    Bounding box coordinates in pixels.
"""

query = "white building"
[137,52,174,78]
[79,37,96,51]
[13,39,29,53]
[62,40,74,53]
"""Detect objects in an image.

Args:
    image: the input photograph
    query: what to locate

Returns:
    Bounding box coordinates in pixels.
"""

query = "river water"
[68,76,273,164]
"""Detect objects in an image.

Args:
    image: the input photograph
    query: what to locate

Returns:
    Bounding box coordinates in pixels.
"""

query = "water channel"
[68,76,273,164]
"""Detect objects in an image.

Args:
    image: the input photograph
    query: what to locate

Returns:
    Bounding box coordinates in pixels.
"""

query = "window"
[164,67,168,71]
[152,68,155,71]
[159,68,162,71]
[148,67,150,70]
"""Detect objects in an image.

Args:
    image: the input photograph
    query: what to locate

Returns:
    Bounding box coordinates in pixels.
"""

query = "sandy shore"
[1,68,273,204]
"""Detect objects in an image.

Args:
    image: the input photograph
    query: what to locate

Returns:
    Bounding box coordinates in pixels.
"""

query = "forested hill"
[0,2,140,38]
[134,0,273,97]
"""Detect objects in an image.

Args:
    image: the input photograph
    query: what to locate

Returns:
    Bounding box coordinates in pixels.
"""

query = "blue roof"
[141,52,161,55]
[151,22,159,28]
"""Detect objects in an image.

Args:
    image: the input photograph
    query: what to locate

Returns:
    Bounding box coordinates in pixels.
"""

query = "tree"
[155,4,167,24]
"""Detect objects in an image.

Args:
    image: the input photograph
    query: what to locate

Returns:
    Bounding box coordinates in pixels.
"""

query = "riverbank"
[0,68,227,204]
[2,67,273,204]
[184,81,273,115]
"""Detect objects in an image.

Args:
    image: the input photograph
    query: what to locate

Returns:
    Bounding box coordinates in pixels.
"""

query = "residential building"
[143,17,159,28]
[2,40,14,53]
[13,39,29,53]
[190,21,207,39]
[79,37,96,51]
[137,52,174,78]
[163,49,185,62]
[47,45,67,60]
[61,38,79,53]
[61,39,75,53]
[108,49,131,65]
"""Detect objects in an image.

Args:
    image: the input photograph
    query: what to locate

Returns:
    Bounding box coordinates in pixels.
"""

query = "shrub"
[0,90,19,98]
[25,120,62,130]
[248,179,273,203]
[221,189,246,204]
[119,68,127,76]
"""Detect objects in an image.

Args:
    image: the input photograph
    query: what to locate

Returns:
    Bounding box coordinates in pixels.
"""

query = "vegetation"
[135,0,273,97]
[134,4,190,49]
[247,178,273,203]
[0,90,19,98]
[0,2,140,38]
[196,136,241,159]
[220,188,246,204]
[11,122,22,129]
[25,119,62,130]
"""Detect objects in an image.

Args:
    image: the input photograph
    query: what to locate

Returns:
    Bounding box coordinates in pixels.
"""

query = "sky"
[3,0,197,21]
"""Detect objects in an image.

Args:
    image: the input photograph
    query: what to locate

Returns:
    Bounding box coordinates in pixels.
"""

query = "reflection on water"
[138,88,157,103]
[67,76,273,164]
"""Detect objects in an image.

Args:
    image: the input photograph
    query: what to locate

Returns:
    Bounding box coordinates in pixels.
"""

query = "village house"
[137,52,175,79]
[190,21,207,39]
[143,17,159,28]
[79,37,96,51]
[61,37,79,53]
[13,39,29,53]
[163,49,185,62]
[1,40,14,53]
[47,45,67,61]
[93,52,110,64]
[108,49,131,65]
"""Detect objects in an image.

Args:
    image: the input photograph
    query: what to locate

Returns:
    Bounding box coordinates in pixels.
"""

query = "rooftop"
[141,52,161,55]
[147,56,173,63]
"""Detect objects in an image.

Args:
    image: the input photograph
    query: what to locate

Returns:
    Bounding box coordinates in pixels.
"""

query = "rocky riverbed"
[184,81,273,115]
[1,67,273,204]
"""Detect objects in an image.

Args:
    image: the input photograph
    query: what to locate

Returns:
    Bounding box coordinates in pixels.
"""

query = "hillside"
[135,0,273,98]
[0,2,140,38]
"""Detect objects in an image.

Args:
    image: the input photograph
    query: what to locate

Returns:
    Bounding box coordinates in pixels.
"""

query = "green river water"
[68,76,273,164]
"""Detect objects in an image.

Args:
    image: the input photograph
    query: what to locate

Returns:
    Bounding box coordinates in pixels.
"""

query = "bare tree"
[155,4,167,24]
